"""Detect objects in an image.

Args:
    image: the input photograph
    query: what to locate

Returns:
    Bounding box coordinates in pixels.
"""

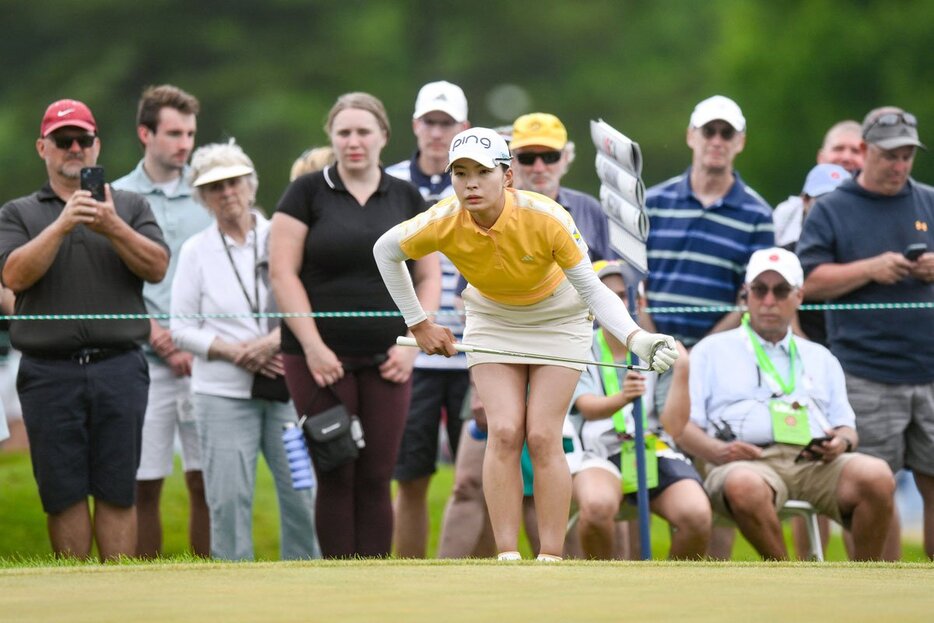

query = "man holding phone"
[0,99,169,561]
[798,106,934,560]
[677,248,895,561]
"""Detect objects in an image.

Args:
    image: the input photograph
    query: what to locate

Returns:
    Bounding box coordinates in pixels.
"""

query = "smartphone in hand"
[794,436,832,463]
[904,243,927,261]
[80,166,106,202]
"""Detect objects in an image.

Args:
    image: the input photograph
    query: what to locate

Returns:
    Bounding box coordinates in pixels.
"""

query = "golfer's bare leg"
[913,471,934,560]
[836,455,895,560]
[94,499,137,561]
[526,365,579,557]
[135,478,163,557]
[473,363,528,555]
[48,500,93,559]
[393,475,431,558]
[573,467,621,559]
[722,469,787,560]
[438,426,493,558]
[184,470,210,557]
[651,479,711,559]
[707,525,736,559]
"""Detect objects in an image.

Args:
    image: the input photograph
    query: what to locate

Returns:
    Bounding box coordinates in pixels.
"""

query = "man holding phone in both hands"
[676,248,895,561]
[797,107,934,560]
[0,99,168,560]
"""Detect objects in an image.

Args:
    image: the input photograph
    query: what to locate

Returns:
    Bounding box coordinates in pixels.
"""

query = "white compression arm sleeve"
[564,256,641,343]
[373,226,428,327]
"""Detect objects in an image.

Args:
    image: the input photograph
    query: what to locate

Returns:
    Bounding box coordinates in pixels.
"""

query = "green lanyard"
[595,329,639,436]
[741,312,797,395]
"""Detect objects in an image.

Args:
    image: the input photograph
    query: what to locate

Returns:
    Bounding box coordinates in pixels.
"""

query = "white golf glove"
[628,330,678,373]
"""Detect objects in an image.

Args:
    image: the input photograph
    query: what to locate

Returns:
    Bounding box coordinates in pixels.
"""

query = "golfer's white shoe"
[497,551,522,561]
[536,554,562,562]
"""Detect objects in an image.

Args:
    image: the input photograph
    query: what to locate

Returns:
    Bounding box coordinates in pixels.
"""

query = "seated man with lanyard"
[564,260,709,559]
[677,248,895,560]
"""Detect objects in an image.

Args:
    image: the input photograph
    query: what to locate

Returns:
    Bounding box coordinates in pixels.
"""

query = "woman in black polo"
[270,92,439,558]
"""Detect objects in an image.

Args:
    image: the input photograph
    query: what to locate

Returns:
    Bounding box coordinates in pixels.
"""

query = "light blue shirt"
[113,161,214,328]
[689,325,855,446]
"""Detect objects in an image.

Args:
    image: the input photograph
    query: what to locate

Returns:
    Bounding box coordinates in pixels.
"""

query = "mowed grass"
[1,450,929,561]
[1,559,932,622]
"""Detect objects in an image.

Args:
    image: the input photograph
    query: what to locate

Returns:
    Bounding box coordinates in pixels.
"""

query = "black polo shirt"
[276,165,426,356]
[0,184,168,355]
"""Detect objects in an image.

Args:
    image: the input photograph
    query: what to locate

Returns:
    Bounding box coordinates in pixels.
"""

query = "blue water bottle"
[282,422,315,490]
[468,419,488,441]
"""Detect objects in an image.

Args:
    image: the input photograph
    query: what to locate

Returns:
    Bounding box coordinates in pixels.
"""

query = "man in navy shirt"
[798,106,934,560]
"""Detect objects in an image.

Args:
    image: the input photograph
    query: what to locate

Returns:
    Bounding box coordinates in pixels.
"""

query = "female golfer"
[374,127,677,560]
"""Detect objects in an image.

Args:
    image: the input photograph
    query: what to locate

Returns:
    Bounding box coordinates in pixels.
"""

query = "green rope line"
[0,301,931,321]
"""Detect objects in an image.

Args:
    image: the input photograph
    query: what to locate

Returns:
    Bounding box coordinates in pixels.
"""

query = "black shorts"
[611,454,703,504]
[393,369,468,481]
[18,349,149,514]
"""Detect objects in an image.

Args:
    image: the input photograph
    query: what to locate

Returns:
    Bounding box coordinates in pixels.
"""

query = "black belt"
[27,347,136,366]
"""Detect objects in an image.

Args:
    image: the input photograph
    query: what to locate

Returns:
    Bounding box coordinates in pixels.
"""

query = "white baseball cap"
[745,247,803,288]
[690,95,746,132]
[447,127,512,170]
[413,81,468,123]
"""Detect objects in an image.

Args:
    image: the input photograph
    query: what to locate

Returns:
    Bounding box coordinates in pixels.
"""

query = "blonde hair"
[188,139,258,205]
[289,146,335,181]
[324,92,391,140]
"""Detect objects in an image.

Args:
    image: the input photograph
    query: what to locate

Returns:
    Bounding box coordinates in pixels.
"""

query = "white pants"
[136,361,202,480]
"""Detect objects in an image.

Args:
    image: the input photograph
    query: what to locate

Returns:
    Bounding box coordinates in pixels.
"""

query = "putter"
[396,337,651,371]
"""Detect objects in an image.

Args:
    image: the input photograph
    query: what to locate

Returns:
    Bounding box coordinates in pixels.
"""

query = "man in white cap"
[644,95,774,351]
[0,99,169,560]
[677,248,895,560]
[798,106,934,560]
[386,81,471,558]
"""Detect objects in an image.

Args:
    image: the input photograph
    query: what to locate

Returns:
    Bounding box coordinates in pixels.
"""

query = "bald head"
[817,120,863,173]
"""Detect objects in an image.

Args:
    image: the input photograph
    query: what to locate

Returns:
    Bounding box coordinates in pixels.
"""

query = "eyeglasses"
[748,283,795,300]
[203,177,243,193]
[515,151,562,166]
[864,112,918,135]
[700,125,736,141]
[49,134,96,150]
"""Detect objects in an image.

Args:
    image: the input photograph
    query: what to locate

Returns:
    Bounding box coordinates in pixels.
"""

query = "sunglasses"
[748,283,795,300]
[50,134,96,150]
[864,112,918,135]
[515,151,562,166]
[700,125,736,141]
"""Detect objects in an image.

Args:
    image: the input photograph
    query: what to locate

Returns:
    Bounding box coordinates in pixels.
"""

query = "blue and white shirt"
[645,167,773,345]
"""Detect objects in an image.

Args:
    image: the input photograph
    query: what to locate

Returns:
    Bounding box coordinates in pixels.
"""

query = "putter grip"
[395,336,472,353]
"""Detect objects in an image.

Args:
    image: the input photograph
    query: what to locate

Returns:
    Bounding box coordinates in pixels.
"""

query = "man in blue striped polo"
[643,95,774,356]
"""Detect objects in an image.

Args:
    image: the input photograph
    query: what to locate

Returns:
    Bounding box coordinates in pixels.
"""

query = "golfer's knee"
[488,421,524,452]
[524,428,558,458]
[851,457,895,506]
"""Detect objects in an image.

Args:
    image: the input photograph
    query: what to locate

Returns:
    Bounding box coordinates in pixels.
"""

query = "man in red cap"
[0,99,169,560]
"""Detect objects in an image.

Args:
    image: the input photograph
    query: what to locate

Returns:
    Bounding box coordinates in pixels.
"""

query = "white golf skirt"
[461,279,593,371]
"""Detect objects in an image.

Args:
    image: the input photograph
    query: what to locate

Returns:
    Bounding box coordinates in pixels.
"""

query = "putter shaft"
[396,337,650,372]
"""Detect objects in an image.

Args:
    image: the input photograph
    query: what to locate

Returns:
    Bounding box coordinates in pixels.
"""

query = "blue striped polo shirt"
[645,167,774,345]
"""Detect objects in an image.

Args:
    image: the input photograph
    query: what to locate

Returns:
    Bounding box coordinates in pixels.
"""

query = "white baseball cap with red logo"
[745,247,803,287]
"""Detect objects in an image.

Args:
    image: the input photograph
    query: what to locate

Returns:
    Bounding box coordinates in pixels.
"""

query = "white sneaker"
[497,551,522,561]
[536,554,562,562]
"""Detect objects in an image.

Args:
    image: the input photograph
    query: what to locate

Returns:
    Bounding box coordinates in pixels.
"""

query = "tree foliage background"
[2,0,931,211]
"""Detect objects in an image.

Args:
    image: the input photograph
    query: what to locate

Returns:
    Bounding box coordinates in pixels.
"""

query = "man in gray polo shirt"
[113,85,213,558]
[0,99,168,560]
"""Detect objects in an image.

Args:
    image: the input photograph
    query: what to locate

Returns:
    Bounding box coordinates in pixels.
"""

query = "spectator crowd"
[0,83,931,563]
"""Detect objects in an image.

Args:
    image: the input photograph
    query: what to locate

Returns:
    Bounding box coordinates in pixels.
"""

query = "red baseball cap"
[40,99,97,137]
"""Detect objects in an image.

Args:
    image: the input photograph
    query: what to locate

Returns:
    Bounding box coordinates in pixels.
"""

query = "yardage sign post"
[591,119,652,560]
